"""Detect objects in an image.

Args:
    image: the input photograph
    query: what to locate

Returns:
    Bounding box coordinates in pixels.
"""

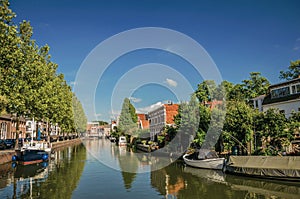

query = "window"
[292,85,297,94]
[255,100,259,108]
[271,86,290,99]
[291,83,300,94]
[297,84,300,93]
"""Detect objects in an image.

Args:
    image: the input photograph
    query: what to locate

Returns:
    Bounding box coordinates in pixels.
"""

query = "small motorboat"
[183,149,225,170]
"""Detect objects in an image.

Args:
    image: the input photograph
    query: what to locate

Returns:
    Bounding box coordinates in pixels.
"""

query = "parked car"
[0,139,7,150]
[4,139,15,148]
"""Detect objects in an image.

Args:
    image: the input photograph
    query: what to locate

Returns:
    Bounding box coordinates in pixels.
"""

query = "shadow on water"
[0,143,86,199]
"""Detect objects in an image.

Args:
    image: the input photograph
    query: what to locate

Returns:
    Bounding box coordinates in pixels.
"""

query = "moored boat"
[183,149,225,170]
[225,155,300,181]
[12,149,49,165]
[118,136,127,146]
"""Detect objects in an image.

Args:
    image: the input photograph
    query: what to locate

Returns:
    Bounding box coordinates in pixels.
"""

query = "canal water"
[0,138,300,199]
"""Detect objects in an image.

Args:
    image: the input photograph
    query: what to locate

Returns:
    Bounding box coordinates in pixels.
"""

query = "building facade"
[148,103,179,140]
[0,114,26,139]
[262,78,300,118]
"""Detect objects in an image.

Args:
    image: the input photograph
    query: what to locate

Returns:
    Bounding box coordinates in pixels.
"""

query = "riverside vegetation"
[115,68,300,156]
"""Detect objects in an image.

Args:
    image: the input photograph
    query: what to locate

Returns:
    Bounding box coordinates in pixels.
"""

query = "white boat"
[183,150,225,170]
[118,136,127,146]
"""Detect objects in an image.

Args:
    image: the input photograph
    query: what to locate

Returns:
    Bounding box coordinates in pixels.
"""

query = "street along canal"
[0,138,300,199]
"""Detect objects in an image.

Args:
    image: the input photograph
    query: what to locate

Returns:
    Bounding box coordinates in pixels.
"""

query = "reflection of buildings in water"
[165,174,186,198]
[151,163,186,198]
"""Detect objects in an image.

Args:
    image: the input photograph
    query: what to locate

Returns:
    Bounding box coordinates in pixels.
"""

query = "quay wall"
[51,138,82,150]
[0,138,82,165]
[0,151,16,165]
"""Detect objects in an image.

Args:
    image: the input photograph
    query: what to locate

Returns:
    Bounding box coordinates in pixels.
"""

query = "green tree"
[73,94,87,134]
[242,72,270,99]
[223,101,254,154]
[192,104,211,147]
[175,94,200,151]
[0,95,7,114]
[255,108,289,152]
[129,100,138,123]
[285,111,300,149]
[119,98,137,135]
[195,80,217,103]
[279,60,300,80]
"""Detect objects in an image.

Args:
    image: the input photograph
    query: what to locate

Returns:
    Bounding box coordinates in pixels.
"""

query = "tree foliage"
[118,98,137,135]
[223,101,255,152]
[255,108,290,150]
[242,72,270,99]
[0,0,86,136]
[279,60,300,80]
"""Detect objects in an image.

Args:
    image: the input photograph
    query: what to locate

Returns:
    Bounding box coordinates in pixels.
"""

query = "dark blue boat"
[12,149,49,165]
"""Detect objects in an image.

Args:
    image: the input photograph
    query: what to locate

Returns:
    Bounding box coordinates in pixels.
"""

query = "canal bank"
[0,138,82,165]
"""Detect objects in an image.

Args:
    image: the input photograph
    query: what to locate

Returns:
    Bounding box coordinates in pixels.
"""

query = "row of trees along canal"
[115,61,300,156]
[0,0,87,144]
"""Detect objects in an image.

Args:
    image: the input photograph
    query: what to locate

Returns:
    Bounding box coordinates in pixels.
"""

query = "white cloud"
[129,97,142,103]
[136,102,163,113]
[165,78,178,87]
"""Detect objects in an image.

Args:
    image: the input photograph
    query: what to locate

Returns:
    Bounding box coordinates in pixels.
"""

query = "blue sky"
[10,0,300,121]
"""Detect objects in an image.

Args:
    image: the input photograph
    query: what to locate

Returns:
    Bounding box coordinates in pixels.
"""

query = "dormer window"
[271,86,290,99]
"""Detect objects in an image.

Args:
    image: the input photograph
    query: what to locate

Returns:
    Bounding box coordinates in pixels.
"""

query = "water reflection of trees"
[11,144,86,199]
[117,146,138,190]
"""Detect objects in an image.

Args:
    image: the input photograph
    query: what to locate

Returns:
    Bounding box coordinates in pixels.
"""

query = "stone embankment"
[0,150,16,165]
[51,138,82,150]
[0,138,82,165]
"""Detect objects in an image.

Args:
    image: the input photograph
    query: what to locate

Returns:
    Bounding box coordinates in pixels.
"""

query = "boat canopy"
[226,156,300,179]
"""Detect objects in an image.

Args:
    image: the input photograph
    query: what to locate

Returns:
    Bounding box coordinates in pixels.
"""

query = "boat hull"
[183,154,225,170]
[14,149,49,165]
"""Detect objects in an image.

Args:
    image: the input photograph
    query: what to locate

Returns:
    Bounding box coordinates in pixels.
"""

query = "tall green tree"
[223,101,255,153]
[119,98,137,135]
[73,94,87,133]
[0,0,85,138]
[0,1,27,142]
[175,94,200,150]
[279,60,300,80]
[128,100,138,124]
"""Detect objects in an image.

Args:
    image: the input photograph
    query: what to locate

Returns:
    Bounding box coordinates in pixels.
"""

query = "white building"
[252,95,265,112]
[148,103,178,140]
[262,78,300,118]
